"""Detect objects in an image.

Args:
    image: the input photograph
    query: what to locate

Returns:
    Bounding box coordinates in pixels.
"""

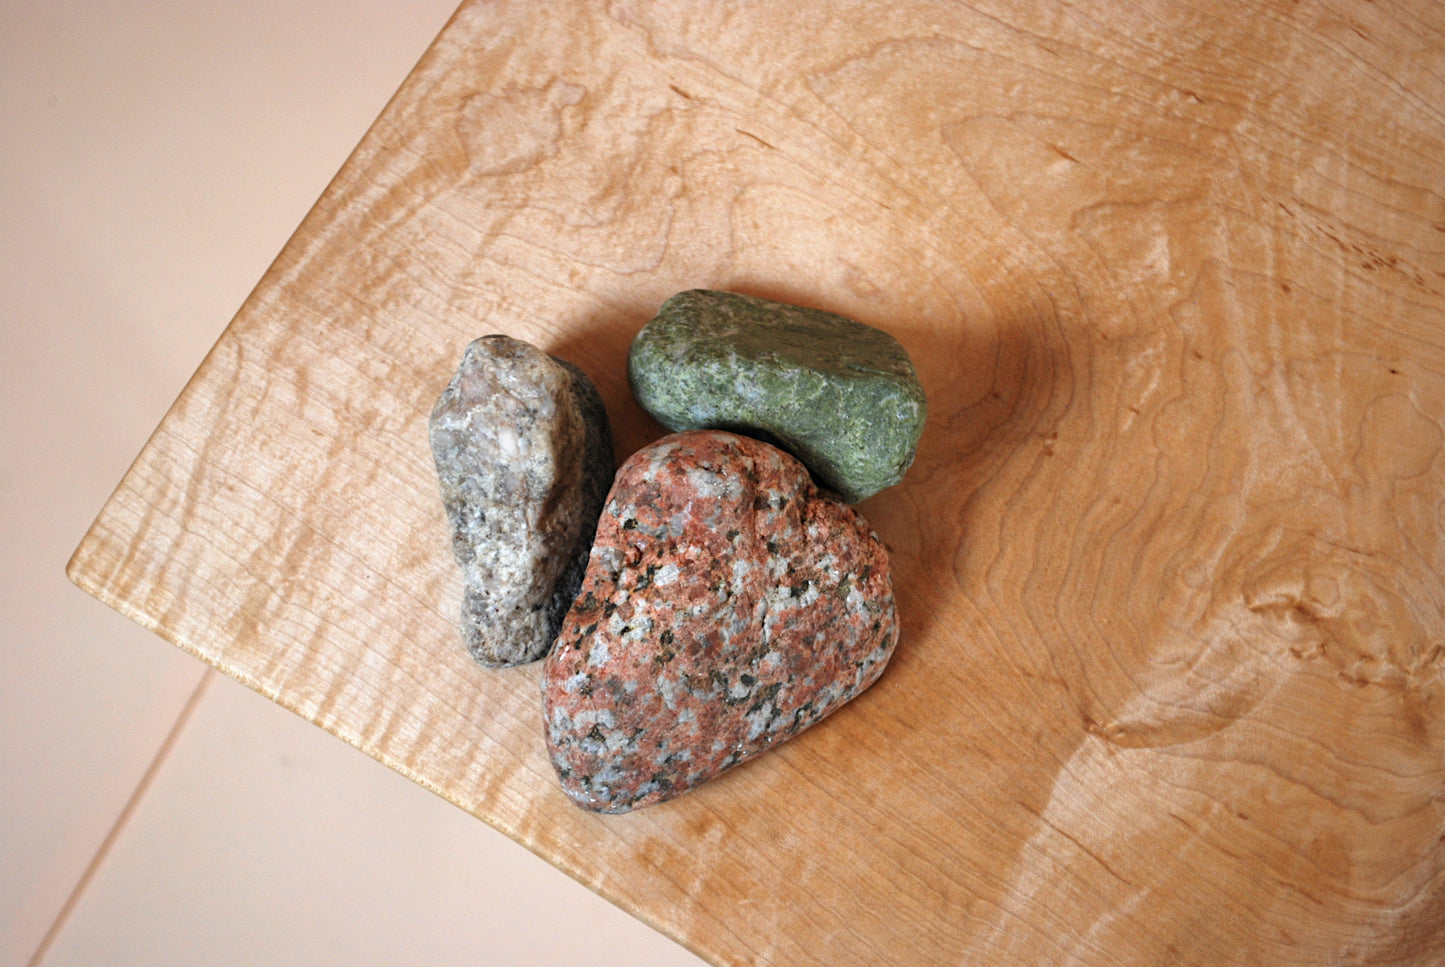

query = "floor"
[2,3,704,964]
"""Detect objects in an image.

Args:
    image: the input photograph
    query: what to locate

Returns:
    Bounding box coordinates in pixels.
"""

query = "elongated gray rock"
[430,335,614,667]
[627,290,926,502]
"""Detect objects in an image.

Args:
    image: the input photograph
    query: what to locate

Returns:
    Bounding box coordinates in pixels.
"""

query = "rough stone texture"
[430,335,614,667]
[542,430,898,813]
[628,289,927,502]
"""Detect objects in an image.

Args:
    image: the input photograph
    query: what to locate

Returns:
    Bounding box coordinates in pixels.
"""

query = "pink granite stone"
[542,429,898,813]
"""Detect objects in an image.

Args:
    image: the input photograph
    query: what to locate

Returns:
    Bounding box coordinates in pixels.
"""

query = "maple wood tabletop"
[69,2,1445,964]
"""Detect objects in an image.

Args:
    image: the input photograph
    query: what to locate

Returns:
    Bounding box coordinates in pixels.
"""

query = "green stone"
[628,290,926,502]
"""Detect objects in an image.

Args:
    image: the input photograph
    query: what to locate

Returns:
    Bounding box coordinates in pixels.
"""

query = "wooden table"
[70,2,1445,963]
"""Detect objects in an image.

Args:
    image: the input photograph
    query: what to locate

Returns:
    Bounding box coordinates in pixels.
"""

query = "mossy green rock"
[628,290,926,502]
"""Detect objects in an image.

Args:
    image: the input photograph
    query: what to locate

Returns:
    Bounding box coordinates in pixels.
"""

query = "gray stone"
[430,335,614,667]
[627,290,926,502]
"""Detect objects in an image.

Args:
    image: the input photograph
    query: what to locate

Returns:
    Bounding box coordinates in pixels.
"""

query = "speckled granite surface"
[628,290,926,502]
[542,430,897,812]
[430,335,614,667]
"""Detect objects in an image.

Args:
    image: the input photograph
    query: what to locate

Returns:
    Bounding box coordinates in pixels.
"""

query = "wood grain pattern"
[69,1,1445,963]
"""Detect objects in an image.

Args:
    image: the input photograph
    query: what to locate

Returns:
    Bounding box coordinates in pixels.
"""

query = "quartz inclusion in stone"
[430,335,614,667]
[628,289,926,502]
[542,429,898,813]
